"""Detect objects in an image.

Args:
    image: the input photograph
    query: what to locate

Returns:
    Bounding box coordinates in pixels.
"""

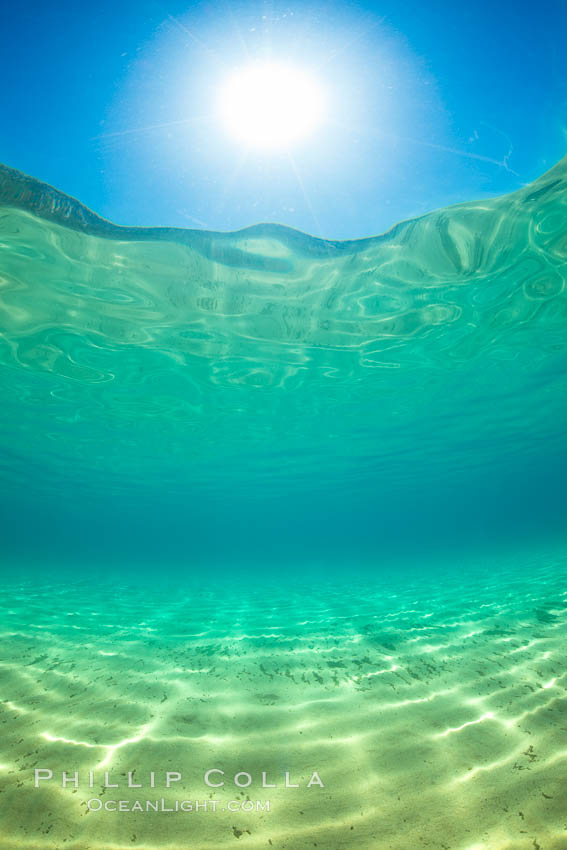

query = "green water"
[1,159,566,568]
[1,160,567,848]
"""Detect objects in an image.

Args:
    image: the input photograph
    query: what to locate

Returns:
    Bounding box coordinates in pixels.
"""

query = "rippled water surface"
[1,160,566,516]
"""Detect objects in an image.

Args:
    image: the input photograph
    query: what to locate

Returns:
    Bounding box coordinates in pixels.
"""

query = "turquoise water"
[1,159,566,570]
[1,160,567,848]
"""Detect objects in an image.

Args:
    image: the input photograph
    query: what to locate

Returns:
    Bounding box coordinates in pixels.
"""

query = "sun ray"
[287,153,322,236]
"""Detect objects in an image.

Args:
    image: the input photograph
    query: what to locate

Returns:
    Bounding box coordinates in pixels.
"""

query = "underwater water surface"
[0,159,567,848]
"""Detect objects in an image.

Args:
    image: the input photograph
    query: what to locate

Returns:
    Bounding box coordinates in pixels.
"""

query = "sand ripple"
[1,552,567,848]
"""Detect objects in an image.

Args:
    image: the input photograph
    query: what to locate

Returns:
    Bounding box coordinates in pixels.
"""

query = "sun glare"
[218,62,326,150]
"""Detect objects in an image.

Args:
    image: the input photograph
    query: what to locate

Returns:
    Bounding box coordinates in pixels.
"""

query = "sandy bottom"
[1,552,567,849]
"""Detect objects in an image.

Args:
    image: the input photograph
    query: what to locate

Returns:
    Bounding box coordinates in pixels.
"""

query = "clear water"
[1,160,566,848]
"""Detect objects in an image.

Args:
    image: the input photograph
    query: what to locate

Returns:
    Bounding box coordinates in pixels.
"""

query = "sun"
[218,62,326,151]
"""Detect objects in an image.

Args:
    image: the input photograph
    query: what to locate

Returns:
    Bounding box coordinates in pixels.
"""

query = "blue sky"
[1,0,566,238]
